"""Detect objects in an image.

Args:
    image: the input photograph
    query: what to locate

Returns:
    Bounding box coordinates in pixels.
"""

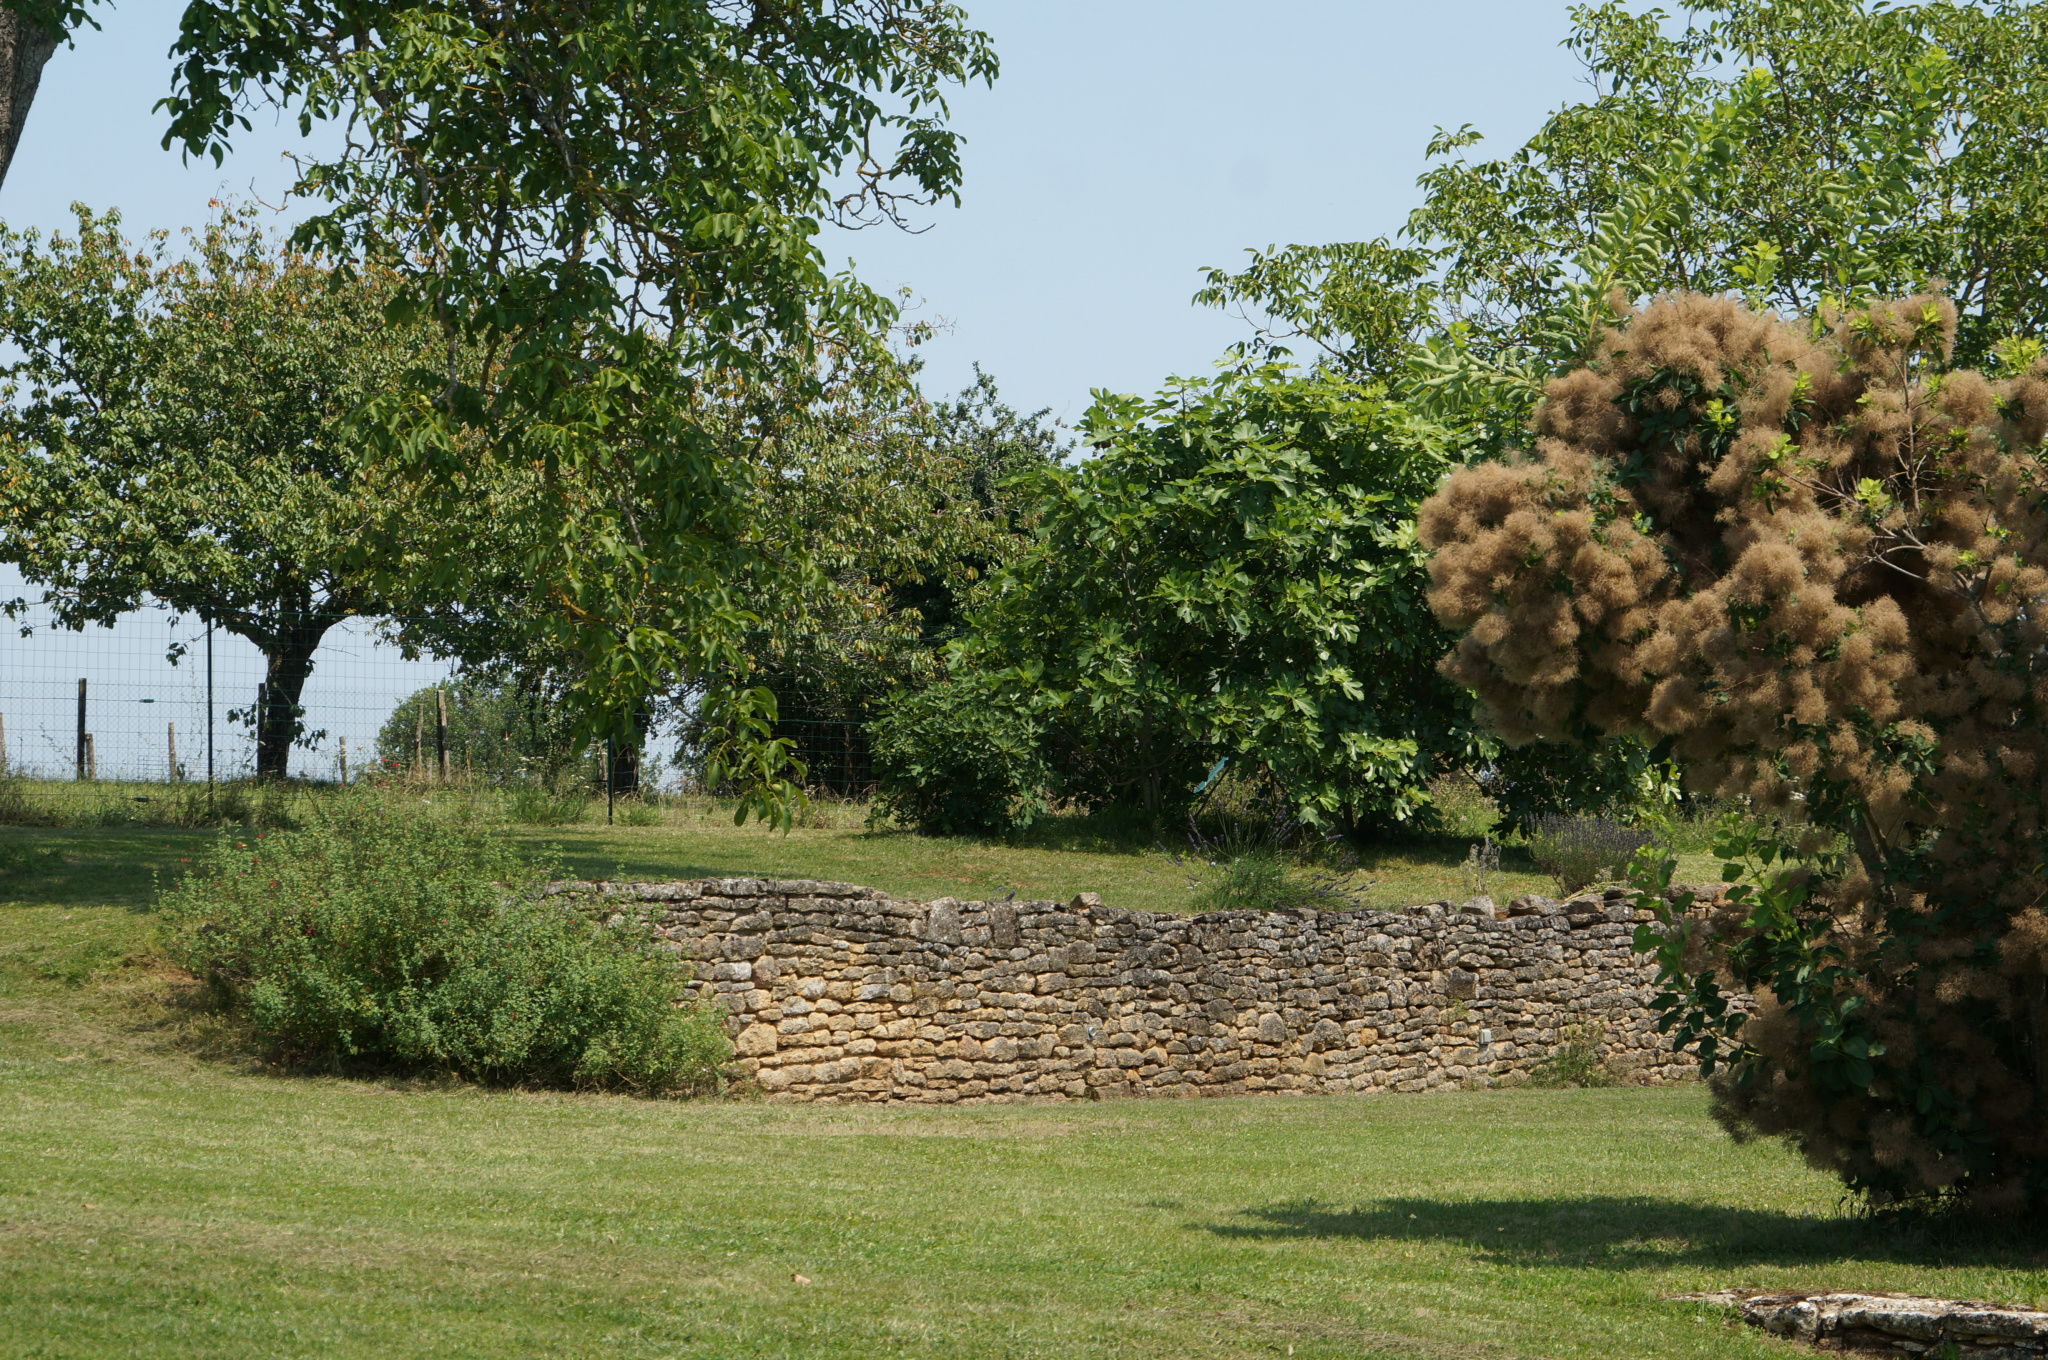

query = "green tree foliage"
[168,1,997,825]
[8,0,999,823]
[868,673,1050,836]
[1477,737,1681,835]
[373,678,580,784]
[0,204,467,778]
[689,363,1063,793]
[1199,1,2048,402]
[959,366,1469,828]
[1420,290,2048,1210]
[1194,0,2047,831]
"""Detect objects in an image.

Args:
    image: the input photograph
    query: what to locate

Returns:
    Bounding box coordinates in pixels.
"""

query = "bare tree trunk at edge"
[0,9,60,190]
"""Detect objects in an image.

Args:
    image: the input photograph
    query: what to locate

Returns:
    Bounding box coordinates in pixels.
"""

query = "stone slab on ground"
[1680,1289,2048,1356]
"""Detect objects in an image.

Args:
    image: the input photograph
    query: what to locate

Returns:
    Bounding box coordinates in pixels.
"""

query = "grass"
[2,776,1729,915]
[5,816,2047,1357]
[520,810,1721,915]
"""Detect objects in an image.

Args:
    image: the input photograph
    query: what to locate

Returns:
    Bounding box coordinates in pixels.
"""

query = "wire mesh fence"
[1,598,459,785]
[1,591,940,796]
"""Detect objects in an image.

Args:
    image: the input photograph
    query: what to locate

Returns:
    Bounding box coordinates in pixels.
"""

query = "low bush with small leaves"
[156,790,728,1093]
[1425,773,1499,839]
[1524,814,1651,896]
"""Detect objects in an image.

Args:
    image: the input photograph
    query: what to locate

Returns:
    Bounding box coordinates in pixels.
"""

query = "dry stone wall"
[550,878,1716,1104]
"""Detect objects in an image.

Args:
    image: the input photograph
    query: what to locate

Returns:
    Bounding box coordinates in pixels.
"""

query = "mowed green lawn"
[5,821,2045,1359]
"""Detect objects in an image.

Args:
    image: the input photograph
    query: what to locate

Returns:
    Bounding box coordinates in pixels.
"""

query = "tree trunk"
[0,9,60,190]
[607,699,650,796]
[254,619,331,780]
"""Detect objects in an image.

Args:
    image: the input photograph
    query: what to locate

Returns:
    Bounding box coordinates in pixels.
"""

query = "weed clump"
[1173,780,1369,913]
[157,790,728,1093]
[1527,1021,1619,1088]
[507,781,590,826]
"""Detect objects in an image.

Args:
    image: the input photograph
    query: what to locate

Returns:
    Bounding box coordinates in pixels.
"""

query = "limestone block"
[990,903,1020,948]
[735,1023,779,1057]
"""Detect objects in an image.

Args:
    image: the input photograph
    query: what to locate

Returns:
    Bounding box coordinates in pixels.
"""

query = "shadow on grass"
[1202,1195,2048,1271]
[0,826,199,910]
[1005,806,1167,856]
[1355,833,1542,875]
[521,832,729,883]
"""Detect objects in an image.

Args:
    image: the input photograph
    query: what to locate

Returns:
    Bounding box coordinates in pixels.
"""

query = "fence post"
[413,705,424,780]
[0,709,7,774]
[605,735,614,825]
[339,734,348,786]
[75,677,86,780]
[168,721,177,781]
[206,622,215,812]
[85,732,95,781]
[435,687,449,784]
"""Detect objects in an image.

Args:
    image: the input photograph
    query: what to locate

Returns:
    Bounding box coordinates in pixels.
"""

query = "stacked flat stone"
[545,878,1716,1104]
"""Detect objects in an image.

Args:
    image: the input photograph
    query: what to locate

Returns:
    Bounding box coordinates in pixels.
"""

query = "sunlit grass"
[3,820,2042,1359]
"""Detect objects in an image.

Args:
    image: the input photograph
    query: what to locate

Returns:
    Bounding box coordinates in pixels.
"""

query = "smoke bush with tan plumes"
[1418,291,2048,1210]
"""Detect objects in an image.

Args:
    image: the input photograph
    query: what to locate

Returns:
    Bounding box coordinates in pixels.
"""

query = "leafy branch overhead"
[10,0,1000,823]
[1198,2,2048,441]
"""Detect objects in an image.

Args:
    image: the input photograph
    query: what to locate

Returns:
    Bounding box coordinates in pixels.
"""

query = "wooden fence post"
[74,677,86,780]
[85,732,95,781]
[339,734,349,786]
[168,721,178,781]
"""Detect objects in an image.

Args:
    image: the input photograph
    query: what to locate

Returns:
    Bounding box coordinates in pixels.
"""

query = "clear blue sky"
[3,1,1591,424]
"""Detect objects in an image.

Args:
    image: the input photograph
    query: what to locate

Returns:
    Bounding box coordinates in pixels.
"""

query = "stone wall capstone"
[549,879,1714,1104]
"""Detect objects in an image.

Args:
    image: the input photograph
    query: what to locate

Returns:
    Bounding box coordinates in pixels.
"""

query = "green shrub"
[1524,814,1651,896]
[869,679,1050,837]
[1425,773,1498,839]
[157,791,728,1093]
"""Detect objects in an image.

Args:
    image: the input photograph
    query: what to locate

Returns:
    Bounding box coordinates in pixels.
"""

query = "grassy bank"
[1,775,1724,915]
[5,814,2047,1357]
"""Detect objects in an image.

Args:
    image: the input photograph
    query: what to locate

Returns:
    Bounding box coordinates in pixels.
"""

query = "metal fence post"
[206,621,215,812]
